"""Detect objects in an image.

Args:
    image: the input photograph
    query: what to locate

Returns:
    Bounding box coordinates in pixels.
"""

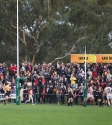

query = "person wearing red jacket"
[42,76,46,85]
[9,64,17,77]
[25,88,34,105]
[42,86,46,103]
[0,72,4,79]
[92,70,97,78]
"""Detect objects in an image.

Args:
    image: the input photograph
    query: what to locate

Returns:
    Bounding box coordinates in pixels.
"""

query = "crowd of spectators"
[0,61,112,105]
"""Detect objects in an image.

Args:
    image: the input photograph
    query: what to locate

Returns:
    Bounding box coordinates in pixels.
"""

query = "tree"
[0,0,112,64]
[0,0,54,64]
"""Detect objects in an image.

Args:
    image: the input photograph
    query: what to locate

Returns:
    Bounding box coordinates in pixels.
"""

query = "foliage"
[0,0,112,64]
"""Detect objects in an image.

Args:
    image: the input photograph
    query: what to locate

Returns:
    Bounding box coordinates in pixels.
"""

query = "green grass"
[0,103,111,125]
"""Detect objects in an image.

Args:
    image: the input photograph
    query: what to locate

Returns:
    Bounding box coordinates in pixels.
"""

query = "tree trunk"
[48,0,50,19]
[24,55,28,63]
[31,55,36,65]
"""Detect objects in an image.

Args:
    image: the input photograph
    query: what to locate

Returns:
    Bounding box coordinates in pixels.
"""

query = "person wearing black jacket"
[48,85,53,103]
[59,84,66,104]
[93,86,99,105]
[98,86,103,107]
[0,84,6,105]
[32,82,38,104]
[73,88,79,105]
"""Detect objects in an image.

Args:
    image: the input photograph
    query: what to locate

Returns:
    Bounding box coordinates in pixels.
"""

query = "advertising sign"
[71,54,96,63]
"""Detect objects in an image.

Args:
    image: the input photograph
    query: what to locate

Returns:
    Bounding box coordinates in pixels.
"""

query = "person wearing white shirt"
[104,84,112,107]
[87,68,92,79]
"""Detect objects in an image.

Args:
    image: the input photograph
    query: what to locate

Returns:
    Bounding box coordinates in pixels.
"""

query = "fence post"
[83,79,87,107]
[16,78,20,105]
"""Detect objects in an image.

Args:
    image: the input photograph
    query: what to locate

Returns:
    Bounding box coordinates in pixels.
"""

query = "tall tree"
[0,0,112,64]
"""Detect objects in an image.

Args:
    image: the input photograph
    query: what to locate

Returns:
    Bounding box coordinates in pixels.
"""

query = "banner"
[96,54,112,63]
[0,94,5,100]
[71,54,96,63]
[10,94,16,99]
[0,94,16,100]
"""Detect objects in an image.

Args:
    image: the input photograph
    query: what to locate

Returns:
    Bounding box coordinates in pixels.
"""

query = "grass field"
[0,103,111,125]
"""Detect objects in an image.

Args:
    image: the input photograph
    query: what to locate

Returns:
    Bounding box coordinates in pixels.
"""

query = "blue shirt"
[0,67,4,73]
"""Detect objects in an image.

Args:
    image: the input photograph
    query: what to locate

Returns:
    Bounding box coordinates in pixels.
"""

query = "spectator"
[1,61,112,106]
[70,74,77,88]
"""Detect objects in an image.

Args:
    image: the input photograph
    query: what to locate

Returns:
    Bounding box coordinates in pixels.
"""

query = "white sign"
[0,94,16,100]
[0,94,5,100]
[10,94,16,99]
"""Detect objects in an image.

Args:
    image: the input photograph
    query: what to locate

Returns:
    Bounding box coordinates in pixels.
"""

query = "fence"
[0,93,84,100]
[0,93,100,105]
[0,93,84,105]
[0,94,16,100]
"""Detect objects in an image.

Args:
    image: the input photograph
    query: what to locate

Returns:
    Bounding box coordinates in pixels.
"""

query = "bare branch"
[0,6,10,17]
[10,18,28,45]
[10,18,24,32]
[5,19,41,54]
[0,26,31,54]
[28,34,40,54]
[50,36,88,64]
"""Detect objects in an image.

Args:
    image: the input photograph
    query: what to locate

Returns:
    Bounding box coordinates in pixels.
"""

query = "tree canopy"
[0,0,112,64]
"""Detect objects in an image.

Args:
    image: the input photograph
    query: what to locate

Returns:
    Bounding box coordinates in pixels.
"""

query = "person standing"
[104,84,112,107]
[98,86,103,107]
[67,85,73,106]
[82,84,94,106]
[102,89,107,106]
[48,85,53,104]
[93,86,98,105]
[60,84,66,104]
[20,86,27,103]
[79,83,84,103]
[70,74,76,89]
[32,82,38,104]
[41,86,46,104]
[4,82,11,105]
[25,87,34,105]
[0,84,6,105]
[73,88,79,105]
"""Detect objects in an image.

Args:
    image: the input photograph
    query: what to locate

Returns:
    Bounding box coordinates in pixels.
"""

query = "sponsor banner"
[96,54,112,63]
[10,94,16,99]
[0,94,16,100]
[0,94,5,100]
[71,54,96,63]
